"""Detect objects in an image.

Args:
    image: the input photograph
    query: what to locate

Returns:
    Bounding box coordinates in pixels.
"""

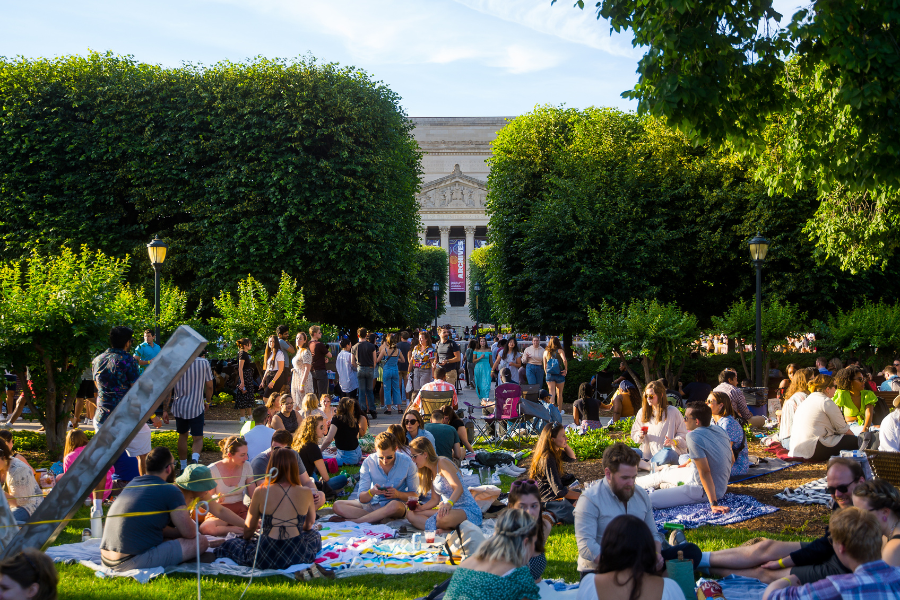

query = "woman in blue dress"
[405,437,483,531]
[708,391,749,477]
[472,336,493,401]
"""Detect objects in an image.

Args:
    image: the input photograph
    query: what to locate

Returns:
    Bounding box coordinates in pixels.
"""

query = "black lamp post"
[432,282,440,337]
[749,233,770,388]
[147,236,168,342]
[473,282,481,337]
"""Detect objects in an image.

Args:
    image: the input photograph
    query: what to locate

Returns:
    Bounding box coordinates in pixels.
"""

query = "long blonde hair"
[640,381,668,423]
[473,508,537,567]
[296,415,323,449]
[301,393,319,415]
[409,436,438,496]
[64,428,90,457]
[528,423,565,479]
[785,367,815,400]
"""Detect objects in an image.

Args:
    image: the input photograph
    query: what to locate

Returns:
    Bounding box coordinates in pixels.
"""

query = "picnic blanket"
[701,575,768,600]
[774,477,831,506]
[729,457,797,484]
[652,493,778,532]
[762,442,807,462]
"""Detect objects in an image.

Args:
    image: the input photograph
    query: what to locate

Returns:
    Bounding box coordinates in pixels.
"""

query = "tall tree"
[467,246,495,327]
[0,52,422,326]
[409,245,449,329]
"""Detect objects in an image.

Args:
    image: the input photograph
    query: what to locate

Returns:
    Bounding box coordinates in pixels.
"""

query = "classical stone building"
[411,117,511,327]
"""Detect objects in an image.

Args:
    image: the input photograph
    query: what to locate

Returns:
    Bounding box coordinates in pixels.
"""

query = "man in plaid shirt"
[411,365,457,411]
[764,507,900,600]
[713,369,755,423]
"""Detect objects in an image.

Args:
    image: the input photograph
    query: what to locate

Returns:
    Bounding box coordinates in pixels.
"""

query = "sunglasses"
[378,454,395,461]
[404,419,419,424]
[510,479,536,489]
[825,483,854,495]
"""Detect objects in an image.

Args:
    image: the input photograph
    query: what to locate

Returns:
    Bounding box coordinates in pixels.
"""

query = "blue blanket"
[702,575,768,600]
[653,493,778,532]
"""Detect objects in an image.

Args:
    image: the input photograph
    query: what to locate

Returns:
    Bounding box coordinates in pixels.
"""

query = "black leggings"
[809,436,859,462]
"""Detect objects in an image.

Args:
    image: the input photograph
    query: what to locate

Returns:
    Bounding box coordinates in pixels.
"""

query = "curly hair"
[852,478,900,517]
[834,366,864,391]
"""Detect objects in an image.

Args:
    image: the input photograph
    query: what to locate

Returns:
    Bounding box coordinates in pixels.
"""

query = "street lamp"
[432,282,440,337]
[147,236,168,342]
[473,282,481,338]
[749,233,769,388]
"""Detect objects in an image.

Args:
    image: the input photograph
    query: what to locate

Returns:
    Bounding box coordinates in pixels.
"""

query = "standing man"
[352,328,377,419]
[277,325,296,356]
[522,337,545,387]
[574,442,701,579]
[397,331,411,403]
[163,352,214,471]
[435,327,462,389]
[309,325,332,396]
[334,338,358,399]
[133,329,161,374]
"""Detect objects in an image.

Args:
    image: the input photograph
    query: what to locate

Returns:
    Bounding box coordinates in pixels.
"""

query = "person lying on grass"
[404,437,482,532]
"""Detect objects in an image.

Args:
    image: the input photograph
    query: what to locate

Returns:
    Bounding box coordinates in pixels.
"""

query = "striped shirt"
[171,357,214,419]
[713,382,753,422]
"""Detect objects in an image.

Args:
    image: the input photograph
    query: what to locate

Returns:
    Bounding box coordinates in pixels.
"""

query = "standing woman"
[410,331,436,399]
[378,333,402,416]
[472,336,493,401]
[528,423,580,503]
[543,337,568,411]
[291,332,313,404]
[271,395,299,435]
[465,339,477,390]
[208,436,257,519]
[319,397,363,467]
[832,366,878,435]
[708,391,749,478]
[234,338,258,423]
[630,381,687,467]
[405,437,483,532]
[262,335,287,399]
[493,338,523,384]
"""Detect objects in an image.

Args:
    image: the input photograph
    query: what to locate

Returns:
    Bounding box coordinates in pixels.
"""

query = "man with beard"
[573,442,701,579]
[100,447,221,572]
[703,457,866,583]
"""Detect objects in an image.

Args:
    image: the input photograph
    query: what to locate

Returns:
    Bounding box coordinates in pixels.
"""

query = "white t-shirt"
[576,572,683,600]
[266,350,286,371]
[243,424,275,459]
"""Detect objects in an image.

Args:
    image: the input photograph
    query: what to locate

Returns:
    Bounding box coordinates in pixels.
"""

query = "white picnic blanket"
[774,477,831,506]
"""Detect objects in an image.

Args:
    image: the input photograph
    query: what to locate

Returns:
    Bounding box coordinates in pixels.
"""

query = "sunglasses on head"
[510,479,536,489]
[825,483,854,495]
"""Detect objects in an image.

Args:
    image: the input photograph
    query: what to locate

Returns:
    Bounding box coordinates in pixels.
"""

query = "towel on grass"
[729,458,798,484]
[652,493,778,532]
[774,477,831,506]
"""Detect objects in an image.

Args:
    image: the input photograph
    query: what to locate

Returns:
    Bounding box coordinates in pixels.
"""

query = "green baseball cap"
[175,464,217,492]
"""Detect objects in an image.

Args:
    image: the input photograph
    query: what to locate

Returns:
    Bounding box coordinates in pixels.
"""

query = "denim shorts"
[547,374,566,384]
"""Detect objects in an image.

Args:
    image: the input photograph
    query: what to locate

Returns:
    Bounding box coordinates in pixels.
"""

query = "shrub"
[10,429,218,457]
[566,428,638,461]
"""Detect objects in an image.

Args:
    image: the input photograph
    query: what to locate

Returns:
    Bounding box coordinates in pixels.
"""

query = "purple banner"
[449,239,465,292]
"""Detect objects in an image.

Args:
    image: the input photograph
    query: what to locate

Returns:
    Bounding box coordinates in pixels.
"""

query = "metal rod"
[154,264,161,341]
[755,262,763,388]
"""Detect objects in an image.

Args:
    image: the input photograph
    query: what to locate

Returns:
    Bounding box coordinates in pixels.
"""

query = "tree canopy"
[409,245,449,329]
[0,51,422,326]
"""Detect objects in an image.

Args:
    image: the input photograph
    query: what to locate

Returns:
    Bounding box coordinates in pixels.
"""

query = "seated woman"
[319,396,364,467]
[708,392,749,478]
[297,392,323,432]
[387,423,410,455]
[832,366,878,435]
[0,430,33,473]
[208,435,257,519]
[778,368,815,451]
[440,405,475,455]
[573,382,601,428]
[0,442,42,524]
[507,479,553,582]
[443,508,541,600]
[214,448,323,570]
[174,464,246,536]
[789,375,858,460]
[527,423,580,503]
[577,514,684,600]
[405,437,483,532]
[852,478,900,566]
[402,409,436,446]
[271,394,299,435]
[600,381,639,426]
[63,428,113,501]
[630,381,687,467]
[294,415,348,496]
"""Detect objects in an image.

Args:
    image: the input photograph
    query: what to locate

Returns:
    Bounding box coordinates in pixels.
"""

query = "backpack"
[546,353,561,376]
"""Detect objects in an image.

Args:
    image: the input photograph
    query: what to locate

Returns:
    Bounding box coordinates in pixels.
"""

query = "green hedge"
[11,430,219,457]
[566,428,638,461]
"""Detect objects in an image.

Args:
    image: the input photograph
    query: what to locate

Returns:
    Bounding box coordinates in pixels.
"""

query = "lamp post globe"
[748,233,769,388]
[146,236,168,342]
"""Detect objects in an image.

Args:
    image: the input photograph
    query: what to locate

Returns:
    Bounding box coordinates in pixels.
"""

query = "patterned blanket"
[774,477,831,506]
[652,493,778,532]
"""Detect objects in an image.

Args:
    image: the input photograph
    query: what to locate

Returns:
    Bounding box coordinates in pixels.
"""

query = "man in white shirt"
[243,405,274,459]
[335,338,358,399]
[879,397,900,452]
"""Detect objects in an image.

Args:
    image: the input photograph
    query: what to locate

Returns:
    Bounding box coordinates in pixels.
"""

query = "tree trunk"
[727,337,735,354]
[737,345,751,382]
[562,331,574,361]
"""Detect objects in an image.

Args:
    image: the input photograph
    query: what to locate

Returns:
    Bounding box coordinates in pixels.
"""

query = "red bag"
[324,457,339,473]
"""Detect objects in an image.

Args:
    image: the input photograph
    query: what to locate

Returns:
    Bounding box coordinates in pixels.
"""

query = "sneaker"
[384,409,392,416]
[67,422,74,430]
[668,529,687,546]
[369,411,377,420]
[188,458,199,466]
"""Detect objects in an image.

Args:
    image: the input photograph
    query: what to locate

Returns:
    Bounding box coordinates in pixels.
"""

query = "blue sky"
[1,0,645,117]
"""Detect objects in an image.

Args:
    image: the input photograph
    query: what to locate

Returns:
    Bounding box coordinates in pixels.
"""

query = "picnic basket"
[864,450,900,488]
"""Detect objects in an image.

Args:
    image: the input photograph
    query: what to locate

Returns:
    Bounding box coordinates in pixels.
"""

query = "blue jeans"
[11,506,29,524]
[382,366,402,407]
[526,364,544,387]
[326,473,349,490]
[336,446,362,466]
[532,401,563,433]
[650,447,680,466]
[357,367,375,412]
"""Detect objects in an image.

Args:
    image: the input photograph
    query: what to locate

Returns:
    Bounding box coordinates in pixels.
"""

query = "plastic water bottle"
[90,500,103,540]
[490,468,501,485]
[81,528,92,543]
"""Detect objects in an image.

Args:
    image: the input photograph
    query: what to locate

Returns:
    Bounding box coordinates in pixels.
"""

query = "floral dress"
[444,565,540,600]
[234,350,258,410]
[291,348,313,401]
[716,415,749,476]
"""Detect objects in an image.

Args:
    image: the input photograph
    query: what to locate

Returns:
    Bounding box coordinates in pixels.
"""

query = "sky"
[0,0,646,117]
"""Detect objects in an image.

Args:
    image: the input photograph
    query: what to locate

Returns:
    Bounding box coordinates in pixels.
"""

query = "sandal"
[296,563,335,581]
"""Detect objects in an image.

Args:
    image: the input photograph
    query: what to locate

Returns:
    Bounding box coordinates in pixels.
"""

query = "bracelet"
[446,500,454,507]
[778,558,786,569]
[780,577,793,584]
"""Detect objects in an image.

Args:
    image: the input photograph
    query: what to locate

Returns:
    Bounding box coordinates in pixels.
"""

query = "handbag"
[446,519,486,558]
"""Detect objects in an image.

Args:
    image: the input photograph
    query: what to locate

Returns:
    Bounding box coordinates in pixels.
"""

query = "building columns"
[439,226,451,307]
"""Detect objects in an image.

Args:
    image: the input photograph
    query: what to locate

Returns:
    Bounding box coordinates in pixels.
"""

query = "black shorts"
[4,374,15,392]
[175,412,205,437]
[791,553,851,584]
[77,380,96,398]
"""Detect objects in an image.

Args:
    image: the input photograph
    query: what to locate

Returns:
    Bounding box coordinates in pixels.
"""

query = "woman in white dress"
[291,332,313,401]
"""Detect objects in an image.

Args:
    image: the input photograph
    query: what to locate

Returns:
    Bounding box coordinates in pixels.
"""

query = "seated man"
[249,429,325,510]
[424,410,464,461]
[763,507,900,600]
[410,365,458,412]
[704,457,865,583]
[100,447,220,572]
[174,464,246,536]
[332,432,417,524]
[880,395,900,452]
[243,405,275,460]
[532,389,564,433]
[636,401,733,511]
[574,442,701,579]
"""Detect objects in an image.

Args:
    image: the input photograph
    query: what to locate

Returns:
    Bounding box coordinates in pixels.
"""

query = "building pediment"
[417,164,487,210]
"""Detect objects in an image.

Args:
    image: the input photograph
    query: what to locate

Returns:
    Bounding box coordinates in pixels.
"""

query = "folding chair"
[520,384,542,404]
[593,371,615,402]
[419,390,455,417]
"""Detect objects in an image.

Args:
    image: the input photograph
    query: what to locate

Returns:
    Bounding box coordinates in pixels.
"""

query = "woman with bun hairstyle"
[208,435,256,518]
